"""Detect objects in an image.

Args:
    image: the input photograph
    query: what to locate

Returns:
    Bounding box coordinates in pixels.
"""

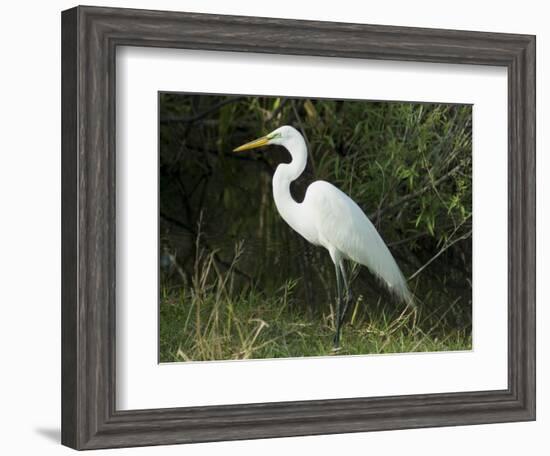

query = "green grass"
[159,250,471,362]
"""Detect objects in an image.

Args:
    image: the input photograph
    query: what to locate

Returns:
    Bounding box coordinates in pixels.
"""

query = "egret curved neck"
[272,135,308,233]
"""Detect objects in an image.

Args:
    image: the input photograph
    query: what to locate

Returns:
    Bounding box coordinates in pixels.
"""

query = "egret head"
[233,125,299,152]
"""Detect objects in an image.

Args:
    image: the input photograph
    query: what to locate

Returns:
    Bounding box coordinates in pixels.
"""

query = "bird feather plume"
[304,181,414,307]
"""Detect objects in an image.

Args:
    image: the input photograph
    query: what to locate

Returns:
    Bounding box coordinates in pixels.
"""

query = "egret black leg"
[333,262,343,348]
[339,262,352,326]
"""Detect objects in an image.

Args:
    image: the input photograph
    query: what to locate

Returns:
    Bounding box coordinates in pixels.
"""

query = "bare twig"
[160,211,257,286]
[369,163,462,220]
[408,229,472,281]
[161,96,245,124]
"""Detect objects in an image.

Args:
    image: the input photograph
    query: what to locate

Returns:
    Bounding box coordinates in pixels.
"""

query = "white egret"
[234,126,413,347]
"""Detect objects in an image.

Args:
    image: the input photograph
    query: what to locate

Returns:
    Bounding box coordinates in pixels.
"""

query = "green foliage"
[159,93,472,359]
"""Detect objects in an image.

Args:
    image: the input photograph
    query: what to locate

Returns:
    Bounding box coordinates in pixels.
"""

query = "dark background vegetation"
[159,93,472,361]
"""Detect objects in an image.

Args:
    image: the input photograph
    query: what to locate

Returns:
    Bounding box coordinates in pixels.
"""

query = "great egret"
[234,125,413,348]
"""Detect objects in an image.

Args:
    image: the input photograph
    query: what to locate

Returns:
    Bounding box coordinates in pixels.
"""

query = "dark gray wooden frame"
[61,5,536,450]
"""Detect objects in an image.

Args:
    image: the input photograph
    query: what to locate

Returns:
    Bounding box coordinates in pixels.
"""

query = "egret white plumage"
[234,125,413,348]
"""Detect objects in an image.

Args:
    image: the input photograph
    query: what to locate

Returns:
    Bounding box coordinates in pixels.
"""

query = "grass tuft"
[159,246,471,362]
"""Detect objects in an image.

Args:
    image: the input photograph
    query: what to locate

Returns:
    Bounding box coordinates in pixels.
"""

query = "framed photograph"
[61,5,535,450]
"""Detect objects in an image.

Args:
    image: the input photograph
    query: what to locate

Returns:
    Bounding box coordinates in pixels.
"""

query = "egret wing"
[304,181,412,304]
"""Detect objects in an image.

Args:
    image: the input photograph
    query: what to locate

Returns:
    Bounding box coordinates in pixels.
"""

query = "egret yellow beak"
[233,136,269,152]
